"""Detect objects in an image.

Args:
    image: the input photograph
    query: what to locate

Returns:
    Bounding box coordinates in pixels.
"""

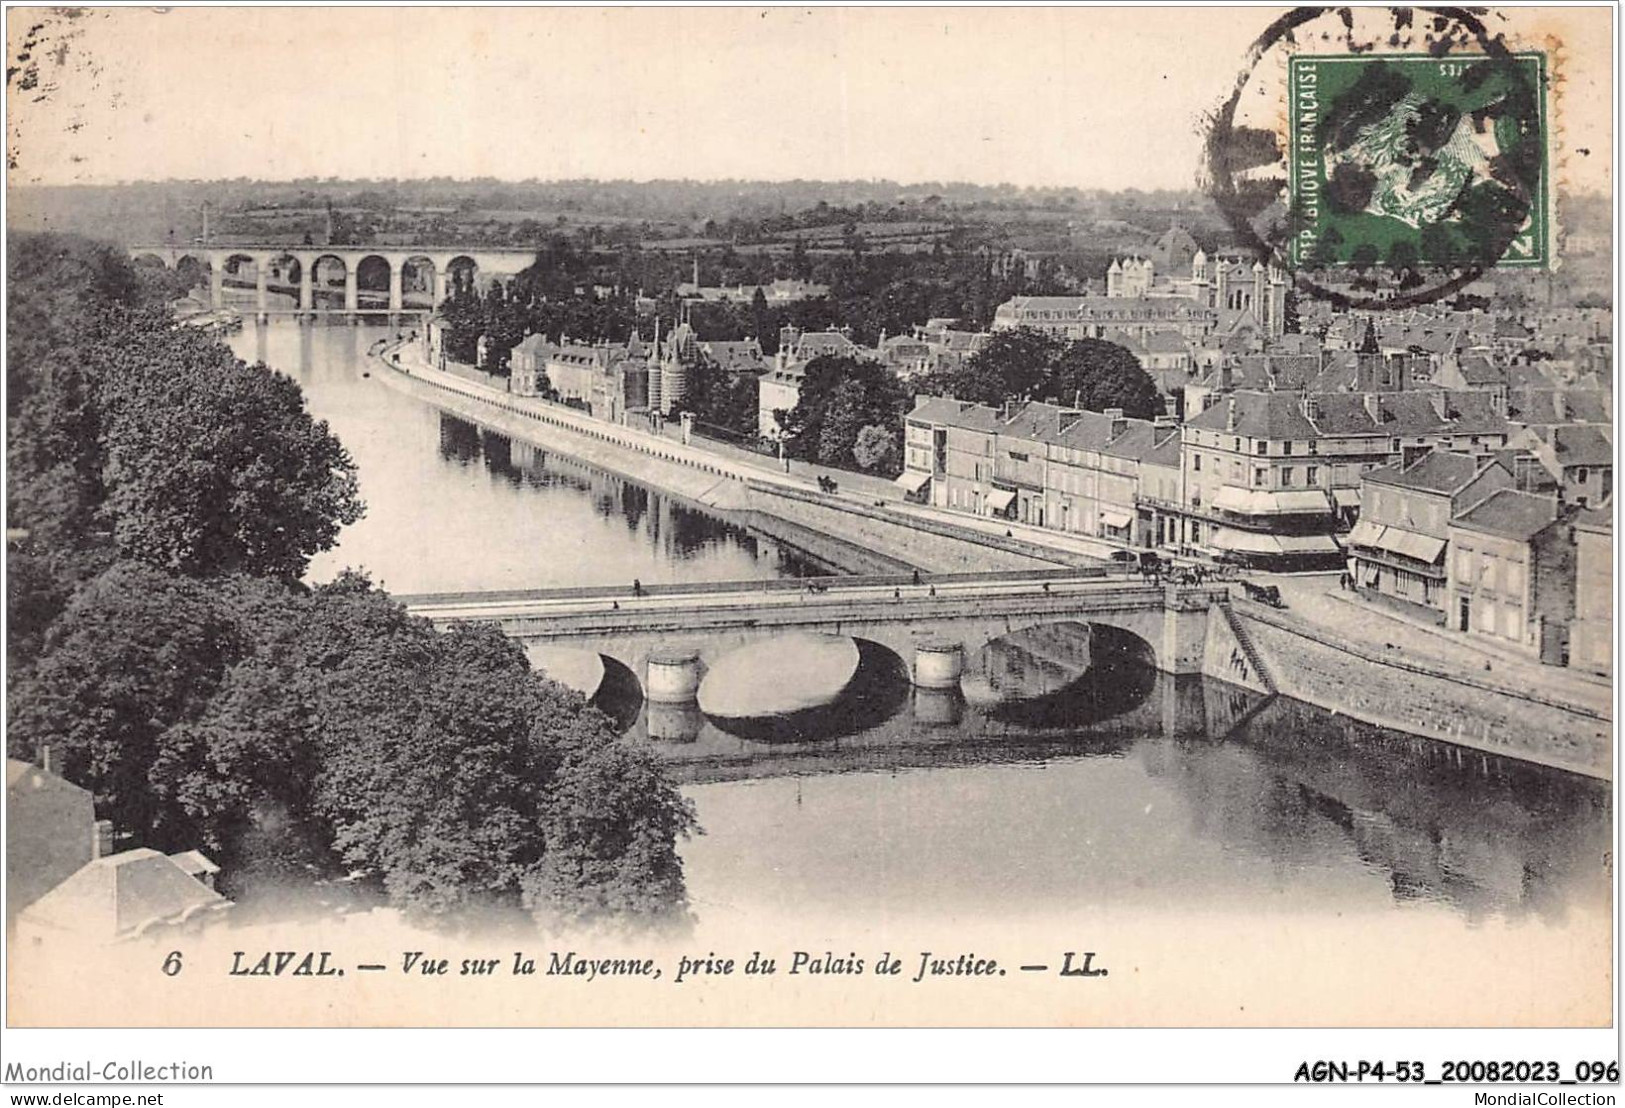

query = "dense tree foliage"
[917,327,1163,418]
[6,234,699,930]
[777,356,909,472]
[672,356,760,441]
[8,234,364,588]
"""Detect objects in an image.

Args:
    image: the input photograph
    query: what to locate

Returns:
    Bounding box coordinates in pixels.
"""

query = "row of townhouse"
[906,380,1610,578]
[900,397,1178,544]
[1350,450,1612,675]
[1173,388,1518,568]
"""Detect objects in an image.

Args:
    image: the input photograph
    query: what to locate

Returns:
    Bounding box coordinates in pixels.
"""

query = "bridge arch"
[445,255,479,297]
[401,255,437,308]
[266,253,302,288]
[309,254,348,305]
[174,254,211,293]
[354,253,391,307]
[218,253,262,304]
[131,252,168,270]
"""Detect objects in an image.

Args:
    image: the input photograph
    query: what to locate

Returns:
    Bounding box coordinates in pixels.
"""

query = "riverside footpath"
[372,340,1076,574]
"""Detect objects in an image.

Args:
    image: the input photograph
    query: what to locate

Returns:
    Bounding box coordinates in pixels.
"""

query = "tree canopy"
[917,326,1163,418]
[776,355,908,472]
[6,233,699,931]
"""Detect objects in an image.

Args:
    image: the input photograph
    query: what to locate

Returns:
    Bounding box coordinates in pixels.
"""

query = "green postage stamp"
[1288,52,1549,270]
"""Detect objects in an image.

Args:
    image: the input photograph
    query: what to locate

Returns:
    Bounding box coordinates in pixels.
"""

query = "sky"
[4,5,1614,193]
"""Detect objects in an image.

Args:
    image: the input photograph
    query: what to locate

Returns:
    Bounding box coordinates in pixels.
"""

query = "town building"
[758,326,869,439]
[1510,423,1614,506]
[1347,452,1515,620]
[993,293,1216,345]
[6,752,95,926]
[900,396,1172,544]
[512,335,650,424]
[17,847,232,948]
[1445,489,1578,664]
[1569,506,1613,677]
[1175,387,1514,569]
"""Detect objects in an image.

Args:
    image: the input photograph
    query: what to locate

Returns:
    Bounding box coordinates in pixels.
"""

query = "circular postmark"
[1205,7,1550,310]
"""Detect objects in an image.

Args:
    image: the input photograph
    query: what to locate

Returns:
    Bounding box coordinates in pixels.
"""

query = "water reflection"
[229,320,823,593]
[674,665,1611,925]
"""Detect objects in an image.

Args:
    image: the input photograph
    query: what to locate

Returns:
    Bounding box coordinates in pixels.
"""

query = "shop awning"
[1272,489,1337,513]
[1332,488,1362,508]
[1211,486,1333,516]
[1208,528,1284,555]
[1347,519,1387,547]
[1275,533,1344,554]
[1099,509,1133,529]
[1378,527,1446,563]
[986,488,1017,512]
[893,470,932,494]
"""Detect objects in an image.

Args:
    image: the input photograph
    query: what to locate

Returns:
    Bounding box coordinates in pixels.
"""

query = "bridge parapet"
[406,576,1233,682]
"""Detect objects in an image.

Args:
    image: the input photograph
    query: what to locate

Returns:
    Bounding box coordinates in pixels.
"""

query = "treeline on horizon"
[5,231,698,932]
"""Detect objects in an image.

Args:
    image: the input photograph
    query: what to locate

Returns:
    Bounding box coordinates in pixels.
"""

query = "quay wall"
[736,484,1059,575]
[1230,600,1611,780]
[371,351,1059,575]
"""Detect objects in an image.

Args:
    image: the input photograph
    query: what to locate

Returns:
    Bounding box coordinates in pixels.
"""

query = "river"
[232,320,1611,1022]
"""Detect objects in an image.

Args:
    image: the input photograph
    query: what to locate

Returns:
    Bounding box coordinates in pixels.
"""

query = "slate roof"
[21,848,230,938]
[1365,451,1484,494]
[1144,330,1192,354]
[1549,425,1614,467]
[1185,392,1318,439]
[1576,506,1612,533]
[1450,488,1560,540]
[1509,389,1612,425]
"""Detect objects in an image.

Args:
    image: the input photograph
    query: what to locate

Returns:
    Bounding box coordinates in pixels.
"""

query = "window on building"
[1456,546,1473,579]
[1479,552,1494,587]
[1282,467,1296,486]
[1255,441,1268,455]
[1577,467,1589,484]
[1306,466,1319,485]
[1254,468,1267,487]
[1233,438,1240,452]
[1501,603,1521,641]
[1506,561,1524,595]
[1283,442,1294,456]
[1193,455,1202,472]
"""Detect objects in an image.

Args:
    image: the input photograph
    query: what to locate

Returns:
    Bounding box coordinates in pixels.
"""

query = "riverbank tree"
[776,355,909,473]
[916,327,1163,418]
[6,233,700,930]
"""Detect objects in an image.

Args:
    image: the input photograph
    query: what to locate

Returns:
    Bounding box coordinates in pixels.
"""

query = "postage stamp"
[1288,51,1550,270]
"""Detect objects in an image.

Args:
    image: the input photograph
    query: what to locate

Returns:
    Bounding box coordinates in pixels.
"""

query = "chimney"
[1364,392,1382,424]
[93,819,114,860]
[39,744,56,776]
[1225,398,1237,432]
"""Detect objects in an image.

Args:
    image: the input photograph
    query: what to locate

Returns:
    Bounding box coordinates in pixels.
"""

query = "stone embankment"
[371,345,1060,575]
[1227,599,1611,780]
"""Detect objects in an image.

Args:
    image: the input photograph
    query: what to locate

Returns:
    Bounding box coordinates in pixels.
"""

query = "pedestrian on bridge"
[632,578,644,598]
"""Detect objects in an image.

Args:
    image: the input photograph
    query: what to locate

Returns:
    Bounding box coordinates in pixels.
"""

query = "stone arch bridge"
[125,243,542,316]
[401,571,1271,703]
